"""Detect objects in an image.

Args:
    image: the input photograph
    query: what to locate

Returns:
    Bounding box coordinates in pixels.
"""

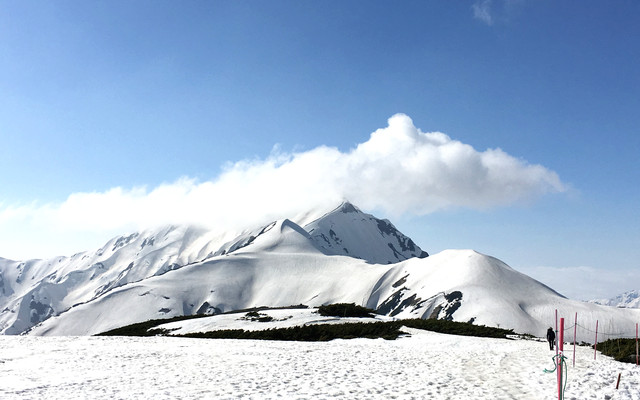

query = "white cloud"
[472,0,525,26]
[0,114,565,260]
[472,0,494,25]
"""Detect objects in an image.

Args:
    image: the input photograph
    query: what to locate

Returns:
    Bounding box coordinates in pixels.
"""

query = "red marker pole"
[573,312,577,367]
[558,318,564,400]
[594,320,598,360]
[636,323,638,366]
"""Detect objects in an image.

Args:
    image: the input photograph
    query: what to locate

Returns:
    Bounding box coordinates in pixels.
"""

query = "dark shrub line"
[596,338,639,364]
[98,313,514,341]
[174,319,513,342]
[175,321,402,341]
[96,314,209,337]
[318,303,376,318]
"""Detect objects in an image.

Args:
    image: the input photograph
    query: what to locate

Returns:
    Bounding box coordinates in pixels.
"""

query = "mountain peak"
[303,202,428,264]
[591,289,640,308]
[338,201,360,214]
[1,201,431,335]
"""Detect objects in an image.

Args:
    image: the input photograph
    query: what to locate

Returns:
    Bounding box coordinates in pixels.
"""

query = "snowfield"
[1,331,638,400]
[4,201,640,344]
[154,307,394,335]
[3,201,640,399]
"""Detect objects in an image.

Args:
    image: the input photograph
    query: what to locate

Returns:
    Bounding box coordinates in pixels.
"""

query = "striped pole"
[573,312,577,367]
[558,318,564,400]
[594,320,598,360]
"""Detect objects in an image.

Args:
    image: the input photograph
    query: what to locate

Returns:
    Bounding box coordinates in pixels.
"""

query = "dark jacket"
[547,328,555,342]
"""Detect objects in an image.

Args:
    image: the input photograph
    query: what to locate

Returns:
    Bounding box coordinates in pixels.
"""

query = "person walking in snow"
[546,327,555,351]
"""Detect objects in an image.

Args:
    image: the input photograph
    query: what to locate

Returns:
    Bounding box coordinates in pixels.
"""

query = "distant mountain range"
[591,290,640,308]
[0,202,425,335]
[1,201,639,342]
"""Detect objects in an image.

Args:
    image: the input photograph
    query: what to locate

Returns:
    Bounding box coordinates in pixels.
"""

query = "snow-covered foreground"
[1,330,638,400]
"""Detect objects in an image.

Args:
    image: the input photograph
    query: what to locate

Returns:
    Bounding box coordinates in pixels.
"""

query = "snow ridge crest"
[0,201,428,335]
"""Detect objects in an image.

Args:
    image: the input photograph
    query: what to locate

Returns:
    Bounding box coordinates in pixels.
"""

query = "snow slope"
[28,219,392,336]
[302,202,428,263]
[3,201,639,342]
[1,332,638,400]
[364,250,640,342]
[29,241,640,343]
[0,202,427,335]
[0,225,226,335]
[155,307,393,335]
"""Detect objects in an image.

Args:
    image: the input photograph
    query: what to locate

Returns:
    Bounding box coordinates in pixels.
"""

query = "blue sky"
[1,1,638,300]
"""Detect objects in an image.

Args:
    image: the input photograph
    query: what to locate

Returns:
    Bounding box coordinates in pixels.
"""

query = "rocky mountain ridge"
[0,202,426,335]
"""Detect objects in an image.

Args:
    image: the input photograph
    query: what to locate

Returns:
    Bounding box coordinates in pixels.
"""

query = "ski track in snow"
[1,330,638,400]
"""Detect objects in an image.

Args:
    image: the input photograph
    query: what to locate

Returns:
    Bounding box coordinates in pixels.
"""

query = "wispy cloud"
[0,114,565,259]
[472,0,494,26]
[472,0,525,26]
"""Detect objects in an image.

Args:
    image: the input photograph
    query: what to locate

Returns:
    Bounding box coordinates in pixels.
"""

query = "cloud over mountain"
[0,114,565,259]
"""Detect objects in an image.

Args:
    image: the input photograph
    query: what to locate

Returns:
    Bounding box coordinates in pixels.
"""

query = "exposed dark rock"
[154,263,181,277]
[329,229,342,244]
[376,288,407,315]
[441,291,463,321]
[392,274,409,288]
[339,202,359,213]
[428,305,443,319]
[377,288,427,316]
[140,237,155,249]
[240,311,274,322]
[377,219,428,258]
[387,243,405,261]
[196,301,222,315]
[318,233,331,246]
[445,291,462,302]
[29,298,54,324]
[112,233,139,252]
[214,221,277,256]
[389,294,427,317]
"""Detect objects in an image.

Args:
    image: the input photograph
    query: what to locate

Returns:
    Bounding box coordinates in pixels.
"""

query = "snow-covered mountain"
[215,202,428,263]
[0,202,426,335]
[591,290,640,308]
[2,201,639,342]
[303,202,427,262]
